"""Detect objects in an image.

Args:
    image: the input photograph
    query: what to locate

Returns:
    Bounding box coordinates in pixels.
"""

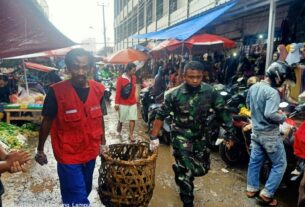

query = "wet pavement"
[1,101,299,207]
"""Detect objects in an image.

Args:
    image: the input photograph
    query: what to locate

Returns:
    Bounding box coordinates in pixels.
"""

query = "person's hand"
[114,104,119,111]
[150,139,160,151]
[6,150,31,166]
[10,160,30,173]
[100,145,109,155]
[35,150,48,166]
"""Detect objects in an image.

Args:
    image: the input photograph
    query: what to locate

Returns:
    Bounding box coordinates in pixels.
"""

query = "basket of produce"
[98,142,157,207]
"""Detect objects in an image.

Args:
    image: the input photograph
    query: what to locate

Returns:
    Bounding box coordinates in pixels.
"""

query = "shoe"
[291,169,301,176]
[256,195,278,206]
[246,191,259,198]
[183,202,194,207]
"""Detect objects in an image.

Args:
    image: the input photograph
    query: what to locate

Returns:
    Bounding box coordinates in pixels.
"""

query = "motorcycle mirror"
[279,102,289,108]
[220,91,228,96]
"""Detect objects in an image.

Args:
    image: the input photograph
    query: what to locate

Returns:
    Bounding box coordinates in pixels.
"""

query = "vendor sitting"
[0,75,10,103]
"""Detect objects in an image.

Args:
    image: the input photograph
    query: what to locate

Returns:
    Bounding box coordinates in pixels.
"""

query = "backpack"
[120,77,133,99]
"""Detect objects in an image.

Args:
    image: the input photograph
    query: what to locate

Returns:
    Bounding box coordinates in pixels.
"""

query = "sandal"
[256,195,278,206]
[129,136,136,143]
[246,191,259,198]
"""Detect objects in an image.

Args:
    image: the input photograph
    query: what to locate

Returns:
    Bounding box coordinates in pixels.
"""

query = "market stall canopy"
[105,48,149,64]
[0,0,76,58]
[131,0,237,41]
[4,46,77,59]
[25,62,58,73]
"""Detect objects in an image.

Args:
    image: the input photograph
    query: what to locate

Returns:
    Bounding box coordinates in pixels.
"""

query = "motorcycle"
[217,113,251,166]
[100,77,114,102]
[215,88,250,166]
[140,87,154,123]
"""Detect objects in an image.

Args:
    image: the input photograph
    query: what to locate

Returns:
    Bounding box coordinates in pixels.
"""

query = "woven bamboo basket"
[98,142,158,207]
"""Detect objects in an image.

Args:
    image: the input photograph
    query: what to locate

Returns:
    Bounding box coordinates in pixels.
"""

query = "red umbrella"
[150,34,235,56]
[151,39,181,52]
[106,48,149,64]
[185,34,235,48]
[150,39,181,58]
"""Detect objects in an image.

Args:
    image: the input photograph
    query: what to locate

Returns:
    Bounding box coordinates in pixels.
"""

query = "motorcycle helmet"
[265,61,296,88]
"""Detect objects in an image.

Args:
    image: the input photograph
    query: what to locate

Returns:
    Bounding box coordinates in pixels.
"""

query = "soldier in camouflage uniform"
[150,61,232,207]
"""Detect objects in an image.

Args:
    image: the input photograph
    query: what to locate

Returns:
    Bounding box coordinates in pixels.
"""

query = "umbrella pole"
[180,41,185,69]
[22,60,29,95]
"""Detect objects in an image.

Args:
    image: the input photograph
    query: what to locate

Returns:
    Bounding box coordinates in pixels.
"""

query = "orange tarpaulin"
[25,62,57,73]
[105,48,149,64]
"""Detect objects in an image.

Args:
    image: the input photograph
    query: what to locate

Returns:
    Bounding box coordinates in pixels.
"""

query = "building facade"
[114,0,295,51]
[114,0,230,51]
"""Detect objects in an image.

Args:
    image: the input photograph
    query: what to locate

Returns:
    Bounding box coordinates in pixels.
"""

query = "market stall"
[0,62,55,123]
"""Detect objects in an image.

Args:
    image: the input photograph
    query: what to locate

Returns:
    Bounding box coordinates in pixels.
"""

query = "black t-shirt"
[0,85,10,103]
[42,86,107,118]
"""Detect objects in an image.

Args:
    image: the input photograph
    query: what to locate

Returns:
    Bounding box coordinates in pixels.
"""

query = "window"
[132,12,137,34]
[146,0,153,25]
[169,0,177,13]
[156,0,163,20]
[139,5,144,30]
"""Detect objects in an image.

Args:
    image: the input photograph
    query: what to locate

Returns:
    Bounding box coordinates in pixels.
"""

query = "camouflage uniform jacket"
[156,82,232,140]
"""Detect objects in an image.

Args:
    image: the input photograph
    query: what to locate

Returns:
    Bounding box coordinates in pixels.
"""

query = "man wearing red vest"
[35,48,107,206]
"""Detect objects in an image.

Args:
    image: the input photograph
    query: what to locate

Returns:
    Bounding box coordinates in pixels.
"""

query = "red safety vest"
[50,80,105,164]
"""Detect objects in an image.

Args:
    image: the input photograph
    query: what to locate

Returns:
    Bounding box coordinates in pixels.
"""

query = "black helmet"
[265,61,296,87]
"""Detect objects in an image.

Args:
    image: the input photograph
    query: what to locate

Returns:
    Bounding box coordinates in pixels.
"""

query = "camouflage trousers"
[171,134,211,205]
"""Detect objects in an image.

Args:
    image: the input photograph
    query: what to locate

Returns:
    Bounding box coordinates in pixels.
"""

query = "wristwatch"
[150,135,158,140]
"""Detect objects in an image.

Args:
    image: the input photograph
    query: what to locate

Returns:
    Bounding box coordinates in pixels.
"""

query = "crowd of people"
[0,45,305,207]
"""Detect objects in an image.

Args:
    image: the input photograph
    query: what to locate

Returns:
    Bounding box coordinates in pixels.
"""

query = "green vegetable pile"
[20,123,39,138]
[0,122,35,150]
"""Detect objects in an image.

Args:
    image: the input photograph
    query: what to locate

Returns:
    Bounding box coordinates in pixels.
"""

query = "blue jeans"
[247,132,287,198]
[57,159,96,206]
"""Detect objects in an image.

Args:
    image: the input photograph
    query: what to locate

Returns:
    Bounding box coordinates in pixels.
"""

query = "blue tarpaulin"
[131,1,237,41]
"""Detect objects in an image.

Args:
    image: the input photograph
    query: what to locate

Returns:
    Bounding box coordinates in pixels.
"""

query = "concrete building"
[114,0,294,51]
[114,0,230,51]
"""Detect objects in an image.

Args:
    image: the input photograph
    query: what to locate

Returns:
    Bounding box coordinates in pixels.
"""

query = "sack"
[120,80,132,99]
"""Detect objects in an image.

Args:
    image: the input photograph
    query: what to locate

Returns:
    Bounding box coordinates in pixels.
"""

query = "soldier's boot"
[183,202,194,207]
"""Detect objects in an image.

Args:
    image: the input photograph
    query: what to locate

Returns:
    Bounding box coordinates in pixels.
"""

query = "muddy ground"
[1,103,299,207]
